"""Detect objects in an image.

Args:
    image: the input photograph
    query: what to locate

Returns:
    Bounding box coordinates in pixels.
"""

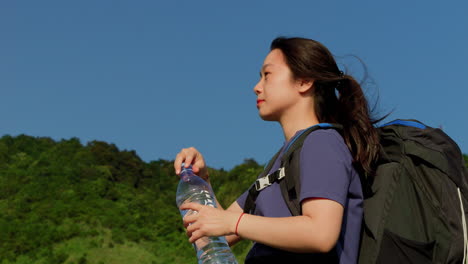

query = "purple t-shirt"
[237,129,363,263]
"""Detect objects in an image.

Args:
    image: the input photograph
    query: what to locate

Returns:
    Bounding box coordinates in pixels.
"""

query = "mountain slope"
[0,135,261,264]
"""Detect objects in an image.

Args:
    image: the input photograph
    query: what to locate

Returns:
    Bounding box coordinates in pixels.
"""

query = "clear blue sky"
[1,1,467,170]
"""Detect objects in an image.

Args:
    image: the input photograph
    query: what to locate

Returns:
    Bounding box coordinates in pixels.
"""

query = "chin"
[259,113,278,122]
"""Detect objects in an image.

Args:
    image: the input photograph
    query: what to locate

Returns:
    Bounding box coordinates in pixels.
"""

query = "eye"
[259,72,270,80]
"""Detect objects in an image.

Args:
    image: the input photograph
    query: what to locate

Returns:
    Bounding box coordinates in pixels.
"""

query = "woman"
[174,37,380,263]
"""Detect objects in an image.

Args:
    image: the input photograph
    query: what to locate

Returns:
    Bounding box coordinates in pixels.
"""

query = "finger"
[180,202,203,211]
[183,211,199,225]
[175,148,195,172]
[192,164,200,174]
[186,221,199,233]
[174,153,184,174]
[186,147,203,167]
[189,230,204,244]
[184,153,195,168]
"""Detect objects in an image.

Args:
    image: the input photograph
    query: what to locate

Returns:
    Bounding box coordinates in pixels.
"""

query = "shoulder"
[301,129,353,164]
[297,128,358,206]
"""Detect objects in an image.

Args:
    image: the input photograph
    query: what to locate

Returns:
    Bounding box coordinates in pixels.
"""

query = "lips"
[256,99,265,107]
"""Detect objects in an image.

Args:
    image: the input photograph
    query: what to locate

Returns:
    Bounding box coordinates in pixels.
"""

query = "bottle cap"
[180,163,193,174]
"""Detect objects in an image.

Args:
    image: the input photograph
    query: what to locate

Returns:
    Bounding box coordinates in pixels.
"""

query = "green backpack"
[243,120,468,263]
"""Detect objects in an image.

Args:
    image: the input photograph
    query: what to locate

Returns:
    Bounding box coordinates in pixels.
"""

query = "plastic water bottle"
[176,164,238,264]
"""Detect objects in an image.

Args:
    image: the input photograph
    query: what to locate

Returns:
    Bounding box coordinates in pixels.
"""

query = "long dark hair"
[271,37,381,177]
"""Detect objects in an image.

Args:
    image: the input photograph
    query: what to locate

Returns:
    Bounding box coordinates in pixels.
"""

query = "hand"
[180,203,242,243]
[174,147,209,181]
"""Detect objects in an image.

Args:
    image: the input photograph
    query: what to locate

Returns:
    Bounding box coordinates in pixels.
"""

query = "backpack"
[243,119,468,263]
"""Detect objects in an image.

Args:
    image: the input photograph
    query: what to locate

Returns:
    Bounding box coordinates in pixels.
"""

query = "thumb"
[180,202,203,211]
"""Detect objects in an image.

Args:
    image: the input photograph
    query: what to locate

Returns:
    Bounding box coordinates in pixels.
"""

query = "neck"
[279,100,319,141]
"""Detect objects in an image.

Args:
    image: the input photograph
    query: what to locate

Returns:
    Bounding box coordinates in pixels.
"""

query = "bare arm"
[174,148,344,252]
[183,198,343,253]
[236,198,343,253]
[224,201,244,246]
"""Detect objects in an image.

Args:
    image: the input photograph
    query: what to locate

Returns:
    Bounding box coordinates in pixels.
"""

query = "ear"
[297,79,314,93]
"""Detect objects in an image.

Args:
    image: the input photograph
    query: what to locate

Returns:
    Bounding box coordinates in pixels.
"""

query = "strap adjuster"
[278,167,285,180]
[254,167,286,191]
[255,176,272,191]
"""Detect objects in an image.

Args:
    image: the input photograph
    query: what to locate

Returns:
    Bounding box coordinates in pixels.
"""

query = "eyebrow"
[259,63,273,76]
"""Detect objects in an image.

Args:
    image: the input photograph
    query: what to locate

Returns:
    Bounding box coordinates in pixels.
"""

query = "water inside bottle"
[176,166,237,263]
[178,191,237,263]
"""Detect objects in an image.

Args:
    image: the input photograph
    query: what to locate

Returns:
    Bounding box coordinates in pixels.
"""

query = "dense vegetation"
[0,135,467,264]
[0,135,262,264]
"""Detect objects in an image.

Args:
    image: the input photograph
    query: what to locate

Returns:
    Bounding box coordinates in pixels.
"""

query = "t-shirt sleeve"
[299,130,353,207]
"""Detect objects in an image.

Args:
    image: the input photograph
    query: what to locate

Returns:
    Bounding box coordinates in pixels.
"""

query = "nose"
[253,80,262,95]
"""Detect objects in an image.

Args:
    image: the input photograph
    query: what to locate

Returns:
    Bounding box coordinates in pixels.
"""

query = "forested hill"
[0,135,262,264]
[1,135,467,264]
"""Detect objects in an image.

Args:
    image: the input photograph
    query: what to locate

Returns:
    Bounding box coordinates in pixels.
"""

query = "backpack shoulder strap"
[279,123,342,216]
[243,149,281,214]
[243,123,342,215]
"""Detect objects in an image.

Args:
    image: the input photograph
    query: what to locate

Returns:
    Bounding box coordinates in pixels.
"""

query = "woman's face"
[254,49,301,122]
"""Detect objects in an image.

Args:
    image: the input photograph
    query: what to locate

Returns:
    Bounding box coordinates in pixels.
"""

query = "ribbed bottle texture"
[176,165,238,264]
